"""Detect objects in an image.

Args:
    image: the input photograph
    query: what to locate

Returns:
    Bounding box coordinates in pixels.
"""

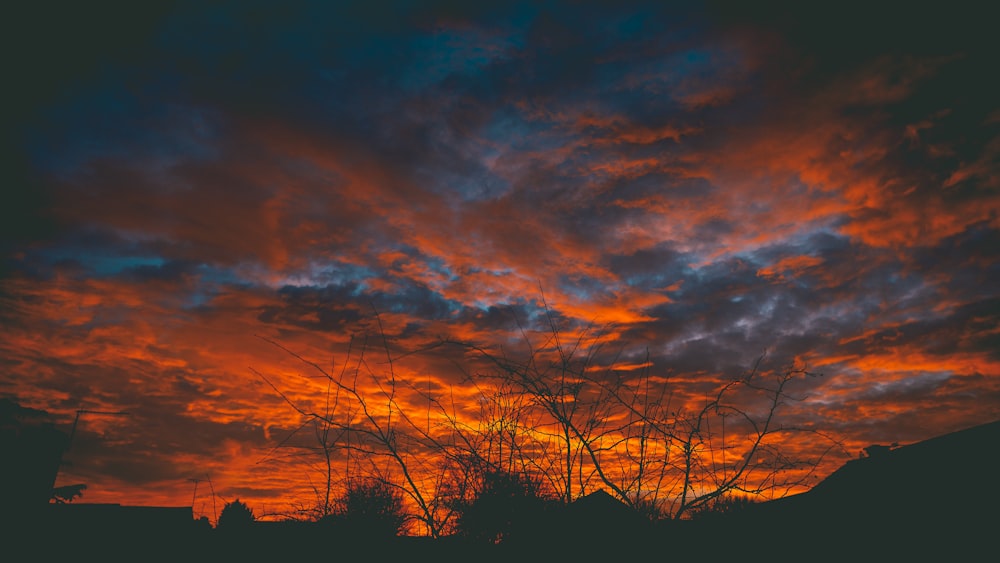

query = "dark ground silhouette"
[3,417,998,562]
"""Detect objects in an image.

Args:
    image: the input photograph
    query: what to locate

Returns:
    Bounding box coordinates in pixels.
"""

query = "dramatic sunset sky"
[3,1,997,524]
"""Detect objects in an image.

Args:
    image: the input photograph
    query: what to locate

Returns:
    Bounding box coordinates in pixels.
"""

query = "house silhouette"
[1,399,69,523]
[685,419,1000,561]
[564,489,646,533]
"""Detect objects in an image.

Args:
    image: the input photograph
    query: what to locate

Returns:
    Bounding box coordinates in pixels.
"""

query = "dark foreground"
[5,420,998,562]
[3,503,992,563]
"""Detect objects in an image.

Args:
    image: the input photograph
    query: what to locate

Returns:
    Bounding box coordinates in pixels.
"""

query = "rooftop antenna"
[188,477,202,509]
[66,409,131,452]
[55,409,131,491]
[206,474,218,524]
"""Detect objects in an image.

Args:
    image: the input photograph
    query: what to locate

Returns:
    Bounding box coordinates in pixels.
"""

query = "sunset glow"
[3,1,996,532]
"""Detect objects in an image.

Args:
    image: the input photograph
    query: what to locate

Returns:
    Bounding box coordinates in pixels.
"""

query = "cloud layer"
[3,1,997,521]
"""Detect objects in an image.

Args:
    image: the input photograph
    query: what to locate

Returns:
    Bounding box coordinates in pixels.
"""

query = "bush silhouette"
[688,494,758,520]
[217,498,255,530]
[327,478,407,538]
[454,469,553,544]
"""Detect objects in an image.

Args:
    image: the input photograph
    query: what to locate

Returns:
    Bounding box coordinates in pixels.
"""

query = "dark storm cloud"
[450,301,546,333]
[837,297,1000,361]
[603,244,691,287]
[616,221,995,379]
[258,278,463,332]
[909,223,1000,298]
[258,284,366,332]
[69,415,271,487]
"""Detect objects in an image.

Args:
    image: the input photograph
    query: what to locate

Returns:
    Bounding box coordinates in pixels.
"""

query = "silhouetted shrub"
[633,495,665,523]
[328,478,407,538]
[195,515,212,531]
[217,498,255,530]
[687,494,758,520]
[454,469,554,544]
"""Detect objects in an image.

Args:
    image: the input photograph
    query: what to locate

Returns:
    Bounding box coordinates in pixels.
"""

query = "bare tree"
[443,309,841,520]
[327,475,408,538]
[251,350,351,521]
[252,308,459,537]
[444,308,633,505]
[251,300,843,534]
[657,357,837,519]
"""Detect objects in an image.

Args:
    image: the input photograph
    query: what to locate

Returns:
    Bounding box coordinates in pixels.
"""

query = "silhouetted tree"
[444,303,630,505]
[453,467,554,544]
[447,307,839,520]
[195,515,213,531]
[253,372,349,522]
[254,309,460,537]
[328,477,407,538]
[253,298,843,535]
[217,498,255,530]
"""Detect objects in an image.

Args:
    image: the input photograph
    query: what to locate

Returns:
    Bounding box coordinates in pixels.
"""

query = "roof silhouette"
[807,418,1000,505]
[714,419,1000,560]
[570,489,634,514]
[561,488,648,540]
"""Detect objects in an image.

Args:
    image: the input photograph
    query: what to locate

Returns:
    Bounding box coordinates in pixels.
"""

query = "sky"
[2,0,998,525]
